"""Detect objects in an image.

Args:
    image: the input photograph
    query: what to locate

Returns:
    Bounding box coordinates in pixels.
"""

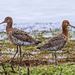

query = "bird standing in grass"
[0,17,41,63]
[37,20,75,65]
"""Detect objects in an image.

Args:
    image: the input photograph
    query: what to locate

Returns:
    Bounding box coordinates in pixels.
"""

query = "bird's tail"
[37,46,41,49]
[35,41,41,44]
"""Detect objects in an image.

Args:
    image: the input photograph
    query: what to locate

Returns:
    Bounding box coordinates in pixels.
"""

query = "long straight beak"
[69,25,75,28]
[0,21,4,24]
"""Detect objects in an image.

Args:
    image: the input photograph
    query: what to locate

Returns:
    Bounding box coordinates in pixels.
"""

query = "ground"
[0,31,75,75]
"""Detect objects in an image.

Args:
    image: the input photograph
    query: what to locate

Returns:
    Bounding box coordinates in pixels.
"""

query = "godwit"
[37,20,75,65]
[0,17,41,62]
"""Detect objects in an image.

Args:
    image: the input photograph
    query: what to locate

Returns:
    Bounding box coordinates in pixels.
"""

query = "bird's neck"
[62,26,68,37]
[6,22,13,32]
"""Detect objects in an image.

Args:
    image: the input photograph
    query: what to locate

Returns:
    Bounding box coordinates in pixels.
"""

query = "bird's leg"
[2,63,5,72]
[10,45,18,62]
[10,65,15,72]
[55,50,58,65]
[19,46,22,63]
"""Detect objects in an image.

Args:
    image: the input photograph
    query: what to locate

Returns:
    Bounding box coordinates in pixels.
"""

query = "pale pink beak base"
[0,21,4,24]
[69,25,75,28]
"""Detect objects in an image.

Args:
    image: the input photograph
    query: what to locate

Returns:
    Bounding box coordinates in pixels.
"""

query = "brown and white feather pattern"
[7,28,38,45]
[37,33,68,51]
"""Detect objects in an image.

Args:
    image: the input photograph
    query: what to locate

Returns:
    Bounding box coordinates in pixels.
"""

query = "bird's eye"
[6,19,8,20]
[67,22,69,24]
[5,19,8,21]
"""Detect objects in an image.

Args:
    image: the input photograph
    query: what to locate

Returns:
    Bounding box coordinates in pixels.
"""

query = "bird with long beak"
[0,17,41,63]
[37,20,75,65]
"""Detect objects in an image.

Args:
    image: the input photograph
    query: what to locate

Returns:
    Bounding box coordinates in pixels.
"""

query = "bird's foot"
[55,62,58,65]
[8,59,14,63]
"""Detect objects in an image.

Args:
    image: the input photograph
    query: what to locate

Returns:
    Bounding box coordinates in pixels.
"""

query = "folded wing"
[12,28,41,45]
[37,34,68,51]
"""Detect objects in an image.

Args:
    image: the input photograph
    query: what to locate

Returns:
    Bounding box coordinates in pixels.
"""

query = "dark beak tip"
[69,25,75,28]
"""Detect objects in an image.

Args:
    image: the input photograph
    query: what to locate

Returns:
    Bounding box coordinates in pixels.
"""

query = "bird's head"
[62,20,75,28]
[0,17,13,24]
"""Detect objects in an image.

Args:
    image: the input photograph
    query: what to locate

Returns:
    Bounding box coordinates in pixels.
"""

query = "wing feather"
[38,34,68,50]
[12,28,37,43]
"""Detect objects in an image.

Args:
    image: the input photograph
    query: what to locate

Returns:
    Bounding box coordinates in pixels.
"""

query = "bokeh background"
[0,0,75,33]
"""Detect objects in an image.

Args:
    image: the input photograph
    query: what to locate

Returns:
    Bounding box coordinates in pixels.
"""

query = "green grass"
[0,62,75,75]
[0,31,75,75]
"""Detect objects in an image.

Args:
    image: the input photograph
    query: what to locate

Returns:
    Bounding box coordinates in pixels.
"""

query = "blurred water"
[0,0,75,32]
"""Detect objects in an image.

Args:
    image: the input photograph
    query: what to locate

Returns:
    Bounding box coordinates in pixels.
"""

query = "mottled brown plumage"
[37,20,75,65]
[0,17,41,62]
[7,27,40,45]
[12,29,38,43]
[38,33,68,51]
